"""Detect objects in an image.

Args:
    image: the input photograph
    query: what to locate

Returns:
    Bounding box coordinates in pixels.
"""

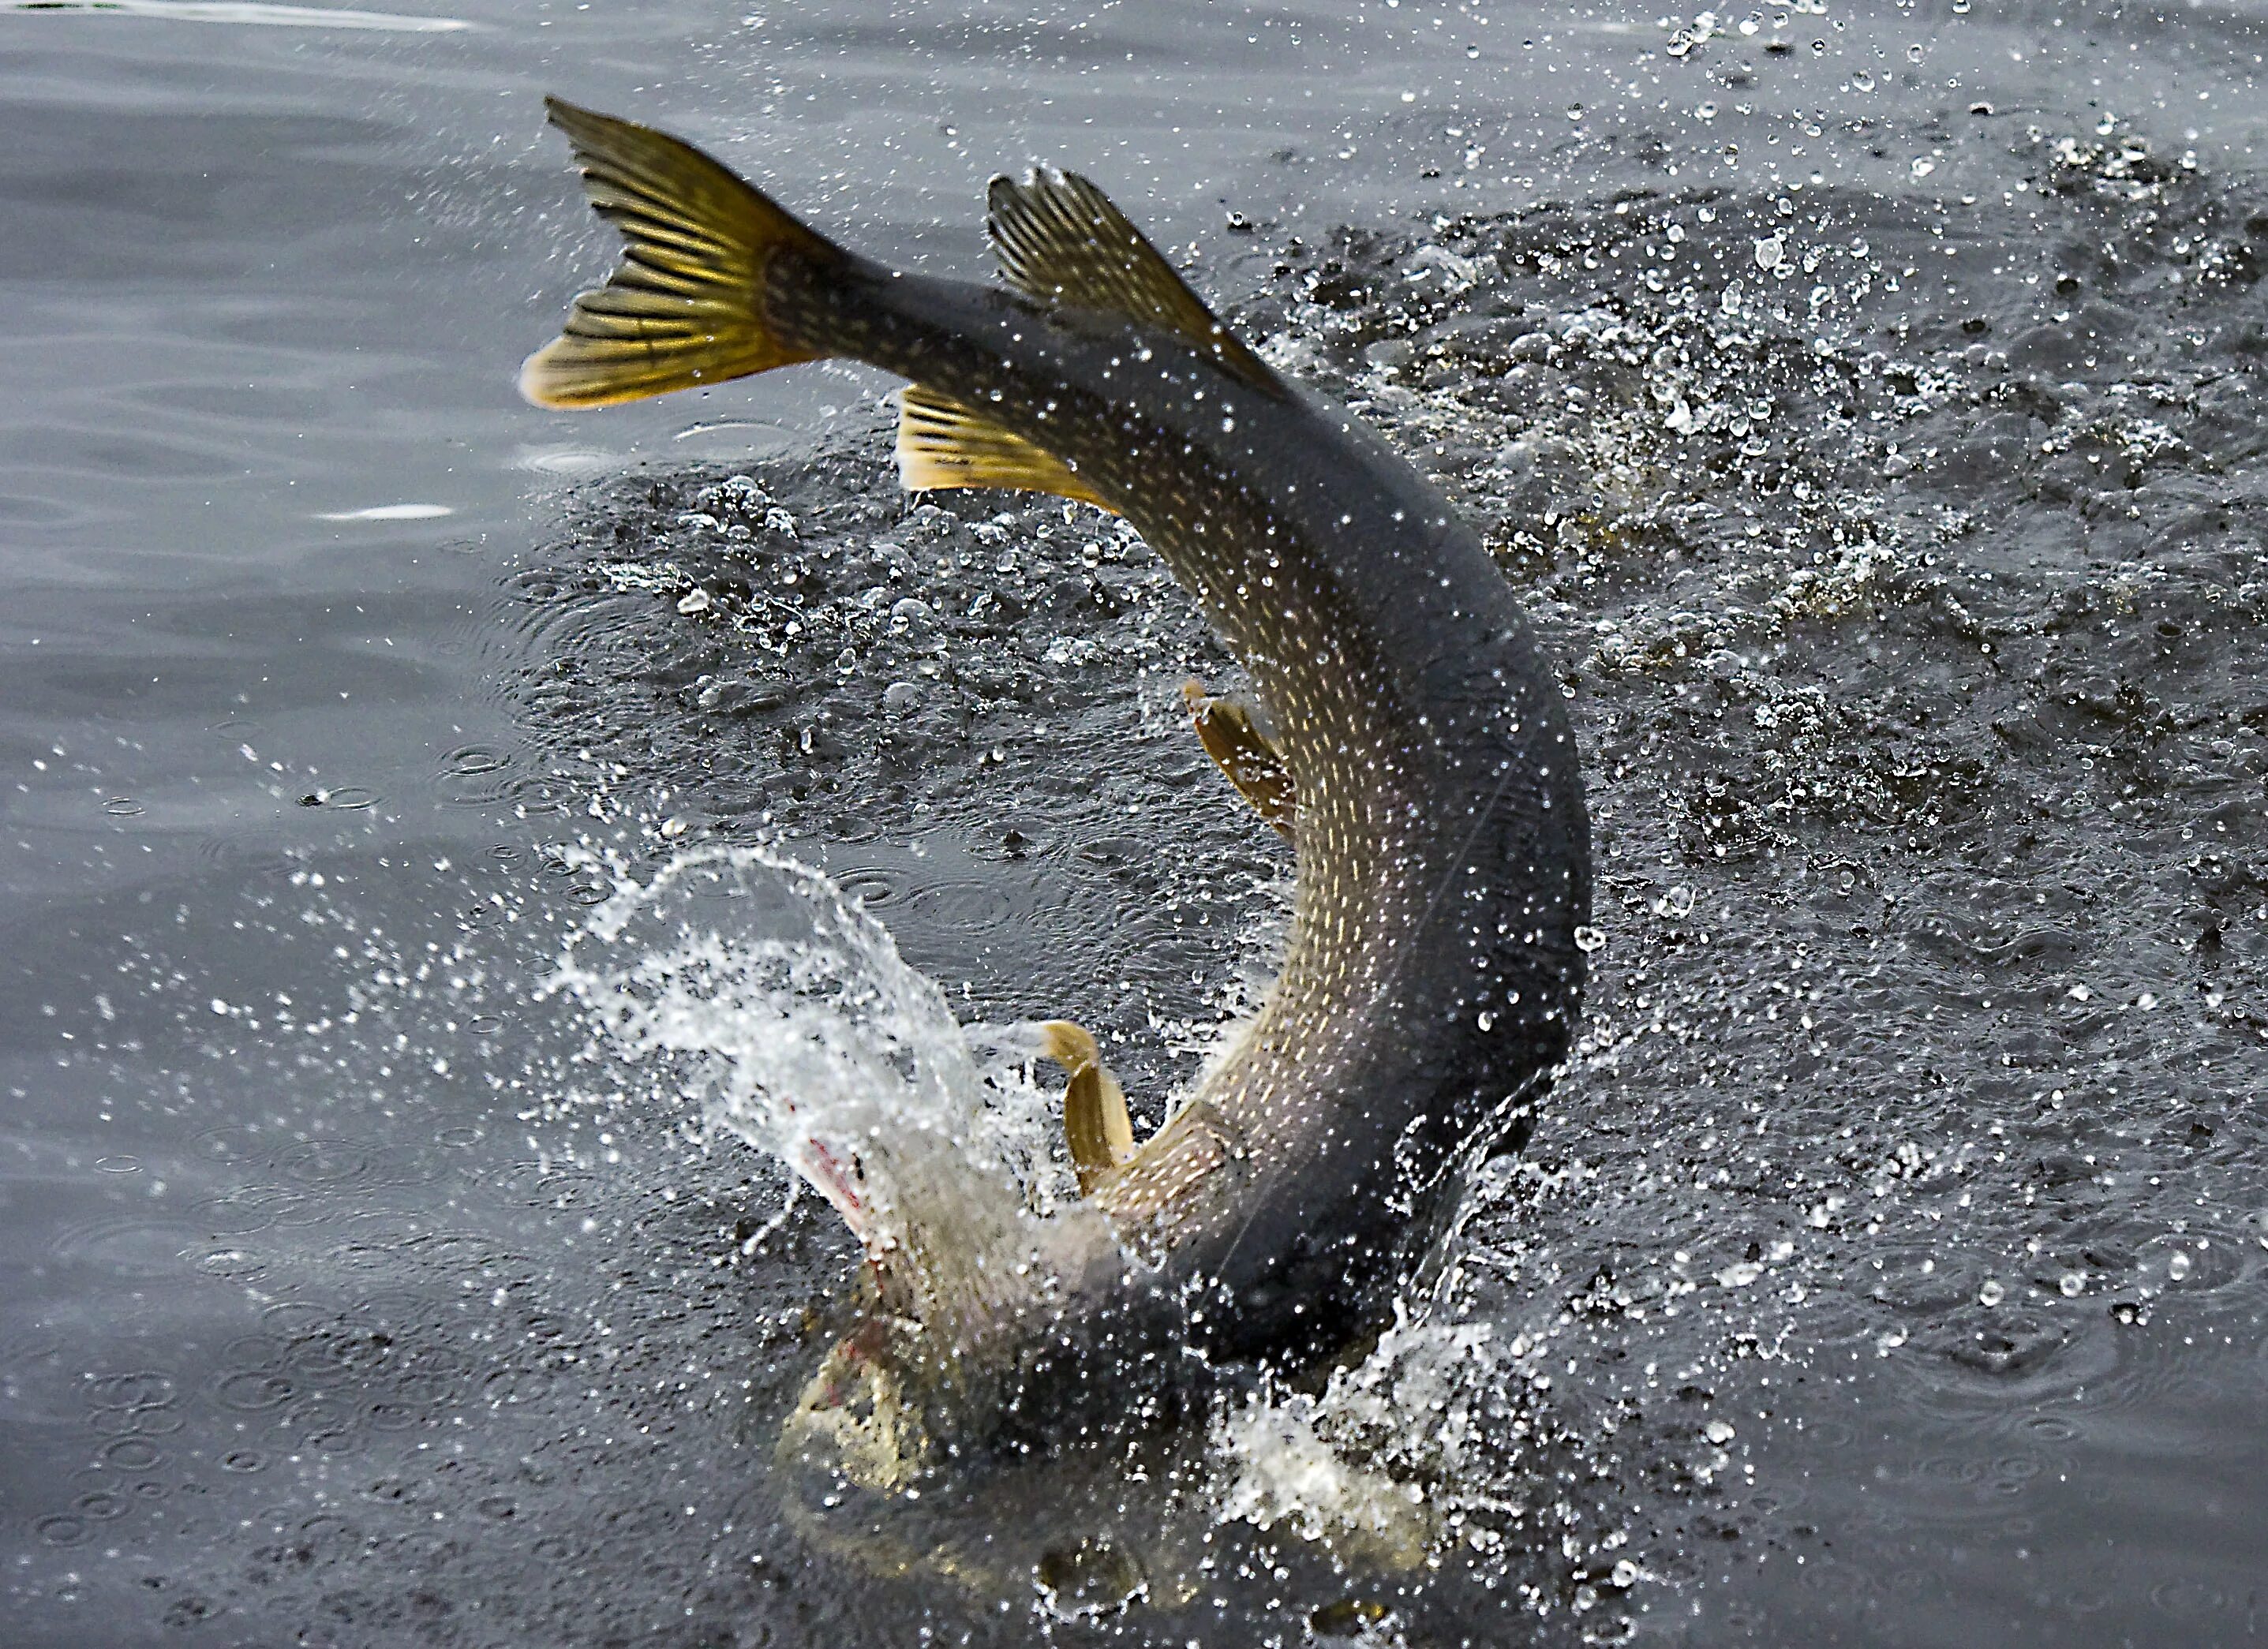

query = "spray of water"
[541,844,1095,1344]
[539,843,1574,1565]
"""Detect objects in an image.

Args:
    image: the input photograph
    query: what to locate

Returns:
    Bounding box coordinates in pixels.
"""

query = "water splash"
[541,844,1089,1341]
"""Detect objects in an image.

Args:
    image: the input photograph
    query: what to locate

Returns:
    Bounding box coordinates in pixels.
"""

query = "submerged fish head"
[779,1313,941,1495]
[780,1198,1135,1492]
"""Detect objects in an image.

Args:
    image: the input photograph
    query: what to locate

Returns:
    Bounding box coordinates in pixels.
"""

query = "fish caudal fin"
[895,384,1117,512]
[520,98,839,409]
[1039,1020,1136,1196]
[985,169,1281,397]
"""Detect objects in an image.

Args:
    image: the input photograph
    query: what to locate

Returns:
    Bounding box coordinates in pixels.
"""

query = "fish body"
[525,101,1589,1378]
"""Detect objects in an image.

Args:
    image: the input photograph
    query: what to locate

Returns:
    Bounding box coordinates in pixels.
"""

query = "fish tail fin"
[519,97,842,409]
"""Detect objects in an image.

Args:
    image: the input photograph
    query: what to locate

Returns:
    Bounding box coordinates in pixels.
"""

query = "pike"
[523,99,1590,1468]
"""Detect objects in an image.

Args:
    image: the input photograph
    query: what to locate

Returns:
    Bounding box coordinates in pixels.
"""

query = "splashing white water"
[541,848,1621,1573]
[1215,1308,1532,1566]
[1211,1161,1609,1579]
[542,844,1088,1336]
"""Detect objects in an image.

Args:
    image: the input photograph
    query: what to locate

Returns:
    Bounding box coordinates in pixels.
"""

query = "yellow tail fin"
[519,98,838,409]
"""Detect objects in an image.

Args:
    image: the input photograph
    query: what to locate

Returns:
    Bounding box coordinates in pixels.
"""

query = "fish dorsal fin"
[895,383,1118,513]
[986,170,1281,397]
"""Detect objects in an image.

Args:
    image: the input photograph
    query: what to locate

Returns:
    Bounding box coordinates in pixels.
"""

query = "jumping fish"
[523,99,1590,1458]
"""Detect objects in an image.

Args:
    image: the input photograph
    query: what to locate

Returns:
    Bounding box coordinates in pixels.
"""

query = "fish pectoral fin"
[984,170,1283,398]
[1039,1019,1136,1195]
[1183,679,1296,837]
[896,384,1117,513]
[520,99,839,409]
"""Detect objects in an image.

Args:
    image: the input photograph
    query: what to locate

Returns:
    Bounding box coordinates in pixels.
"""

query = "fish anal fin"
[985,170,1282,398]
[896,384,1117,512]
[1039,1019,1136,1195]
[521,98,839,409]
[1183,679,1296,837]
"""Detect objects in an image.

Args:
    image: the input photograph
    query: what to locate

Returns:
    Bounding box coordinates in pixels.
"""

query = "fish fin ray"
[896,384,1117,512]
[1183,679,1297,837]
[521,97,837,409]
[985,170,1281,396]
[1040,1020,1136,1196]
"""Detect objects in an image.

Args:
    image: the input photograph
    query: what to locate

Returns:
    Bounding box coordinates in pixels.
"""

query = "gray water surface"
[5,2,2266,1645]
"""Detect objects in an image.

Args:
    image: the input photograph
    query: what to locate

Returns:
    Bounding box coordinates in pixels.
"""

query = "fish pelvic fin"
[896,384,1118,513]
[520,98,840,409]
[1183,679,1297,838]
[985,169,1282,398]
[1039,1019,1136,1196]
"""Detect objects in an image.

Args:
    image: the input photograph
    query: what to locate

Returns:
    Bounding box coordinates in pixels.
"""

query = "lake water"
[4,1,2266,1643]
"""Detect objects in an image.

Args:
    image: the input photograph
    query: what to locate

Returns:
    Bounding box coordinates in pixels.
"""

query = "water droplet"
[1705,1419,1736,1444]
[1574,924,1607,953]
[1978,1278,2005,1307]
[676,588,713,615]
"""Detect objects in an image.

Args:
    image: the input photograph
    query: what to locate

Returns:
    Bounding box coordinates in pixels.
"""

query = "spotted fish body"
[525,100,1591,1367]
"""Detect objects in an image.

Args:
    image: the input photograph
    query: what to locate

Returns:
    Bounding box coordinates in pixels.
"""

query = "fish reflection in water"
[522,98,1589,1590]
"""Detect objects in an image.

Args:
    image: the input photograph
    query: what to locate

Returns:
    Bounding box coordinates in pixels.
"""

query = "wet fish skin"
[524,99,1591,1362]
